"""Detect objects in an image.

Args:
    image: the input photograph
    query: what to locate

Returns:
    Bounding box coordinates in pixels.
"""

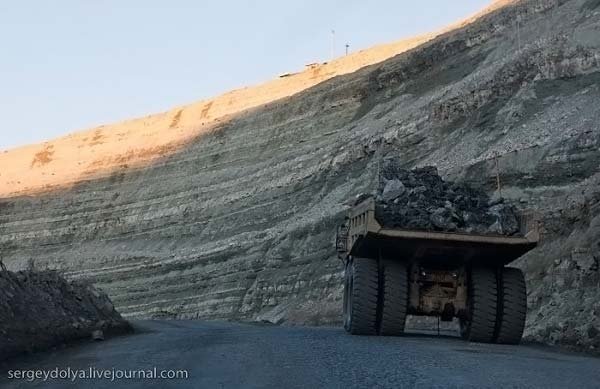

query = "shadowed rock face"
[0,270,130,361]
[0,0,599,352]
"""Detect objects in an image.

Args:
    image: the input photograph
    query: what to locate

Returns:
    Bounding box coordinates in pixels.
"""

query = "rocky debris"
[523,246,600,354]
[520,180,600,355]
[373,158,520,235]
[0,269,131,362]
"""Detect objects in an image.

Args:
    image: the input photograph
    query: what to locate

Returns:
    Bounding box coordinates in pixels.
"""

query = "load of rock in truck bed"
[367,159,520,236]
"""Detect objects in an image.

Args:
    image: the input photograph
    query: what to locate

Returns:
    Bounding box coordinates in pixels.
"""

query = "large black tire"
[494,267,527,344]
[460,267,498,343]
[343,260,352,332]
[378,261,408,336]
[344,257,379,335]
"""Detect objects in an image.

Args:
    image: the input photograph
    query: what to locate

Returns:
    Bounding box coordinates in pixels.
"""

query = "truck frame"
[336,197,539,344]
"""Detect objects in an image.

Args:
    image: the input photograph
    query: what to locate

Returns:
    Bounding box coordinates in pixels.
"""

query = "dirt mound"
[0,269,131,362]
[373,158,519,235]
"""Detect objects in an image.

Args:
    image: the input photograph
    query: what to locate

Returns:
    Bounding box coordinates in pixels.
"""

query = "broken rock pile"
[373,159,520,235]
[0,269,131,362]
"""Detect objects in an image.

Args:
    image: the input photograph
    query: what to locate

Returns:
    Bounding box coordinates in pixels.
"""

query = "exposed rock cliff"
[0,269,130,361]
[0,0,599,352]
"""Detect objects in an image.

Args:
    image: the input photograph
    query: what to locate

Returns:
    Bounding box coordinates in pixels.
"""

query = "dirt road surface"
[2,320,599,388]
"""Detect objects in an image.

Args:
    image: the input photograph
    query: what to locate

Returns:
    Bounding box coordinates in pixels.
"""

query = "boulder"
[382,179,406,202]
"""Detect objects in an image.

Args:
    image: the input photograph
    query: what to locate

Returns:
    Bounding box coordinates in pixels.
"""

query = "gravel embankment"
[0,268,131,362]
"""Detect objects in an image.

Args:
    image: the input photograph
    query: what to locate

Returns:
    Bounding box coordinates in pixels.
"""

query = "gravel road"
[2,320,600,389]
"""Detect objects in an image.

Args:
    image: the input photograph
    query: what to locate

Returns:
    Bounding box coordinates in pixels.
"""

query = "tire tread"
[349,258,379,335]
[467,267,498,343]
[495,267,527,344]
[378,261,408,336]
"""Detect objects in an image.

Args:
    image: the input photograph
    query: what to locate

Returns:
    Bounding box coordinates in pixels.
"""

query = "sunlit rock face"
[1,0,599,352]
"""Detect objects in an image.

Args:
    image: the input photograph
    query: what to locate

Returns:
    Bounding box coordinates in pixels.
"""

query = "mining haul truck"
[336,197,539,344]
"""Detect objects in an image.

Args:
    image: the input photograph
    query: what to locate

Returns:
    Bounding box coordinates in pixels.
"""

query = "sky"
[0,0,489,151]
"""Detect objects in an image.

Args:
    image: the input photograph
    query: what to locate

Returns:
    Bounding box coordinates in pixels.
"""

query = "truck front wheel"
[460,267,498,343]
[343,257,379,335]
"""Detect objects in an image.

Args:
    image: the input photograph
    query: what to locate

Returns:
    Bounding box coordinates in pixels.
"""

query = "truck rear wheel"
[344,257,379,335]
[460,267,497,343]
[378,261,408,336]
[343,260,352,332]
[494,267,527,344]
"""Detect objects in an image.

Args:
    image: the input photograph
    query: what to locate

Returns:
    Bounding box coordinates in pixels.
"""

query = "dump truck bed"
[339,198,539,267]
